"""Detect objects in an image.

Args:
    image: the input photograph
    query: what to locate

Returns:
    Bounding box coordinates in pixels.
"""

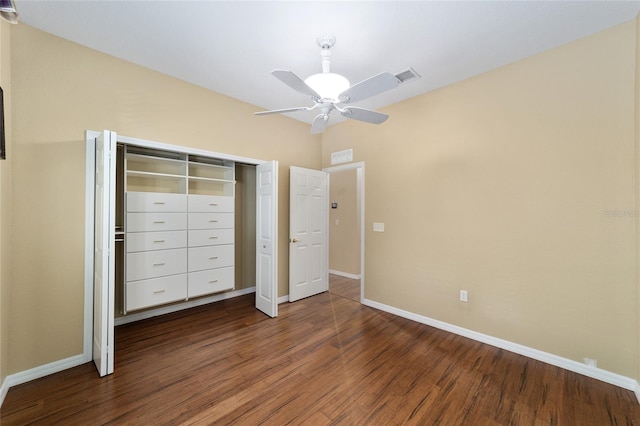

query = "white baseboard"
[115,287,256,326]
[329,269,361,280]
[0,375,9,408]
[278,295,289,304]
[362,298,640,398]
[0,354,86,408]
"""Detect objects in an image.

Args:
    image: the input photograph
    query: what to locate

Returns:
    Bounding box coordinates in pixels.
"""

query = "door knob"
[290,238,300,243]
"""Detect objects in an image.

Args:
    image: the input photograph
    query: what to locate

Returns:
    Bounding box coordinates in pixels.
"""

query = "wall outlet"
[583,358,597,367]
[459,290,468,302]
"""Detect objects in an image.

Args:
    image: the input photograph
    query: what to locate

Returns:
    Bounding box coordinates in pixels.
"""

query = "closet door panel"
[127,192,187,212]
[188,212,234,229]
[188,195,234,213]
[126,248,187,281]
[188,267,234,298]
[126,274,188,311]
[188,229,234,247]
[127,212,187,232]
[188,245,234,272]
[127,231,187,253]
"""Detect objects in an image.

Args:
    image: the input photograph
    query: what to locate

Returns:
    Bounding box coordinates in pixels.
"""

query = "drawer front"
[127,248,187,281]
[127,192,187,212]
[188,267,234,298]
[126,274,187,311]
[127,231,187,253]
[188,245,234,272]
[127,212,187,232]
[188,229,234,247]
[188,212,234,230]
[188,195,234,213]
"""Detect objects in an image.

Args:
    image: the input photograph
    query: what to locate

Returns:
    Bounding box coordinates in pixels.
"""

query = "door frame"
[323,162,365,303]
[83,131,279,364]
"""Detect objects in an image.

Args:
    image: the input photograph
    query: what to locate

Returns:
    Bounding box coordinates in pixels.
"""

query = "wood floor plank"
[2,276,639,425]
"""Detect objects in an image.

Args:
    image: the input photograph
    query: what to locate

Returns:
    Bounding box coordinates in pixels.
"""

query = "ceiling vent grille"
[395,68,421,84]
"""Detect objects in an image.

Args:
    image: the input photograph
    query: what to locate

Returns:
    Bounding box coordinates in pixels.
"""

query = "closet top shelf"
[127,152,186,165]
[126,170,185,179]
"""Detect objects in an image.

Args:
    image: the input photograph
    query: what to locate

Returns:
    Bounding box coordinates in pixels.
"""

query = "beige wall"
[3,16,640,386]
[7,24,320,374]
[235,163,256,290]
[323,21,638,378]
[329,169,360,275]
[0,19,12,389]
[636,13,640,386]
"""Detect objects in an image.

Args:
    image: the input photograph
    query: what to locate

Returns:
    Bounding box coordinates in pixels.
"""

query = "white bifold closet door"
[93,130,116,377]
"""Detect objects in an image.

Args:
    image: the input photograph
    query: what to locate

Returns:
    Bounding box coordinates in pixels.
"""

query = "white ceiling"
[15,1,640,126]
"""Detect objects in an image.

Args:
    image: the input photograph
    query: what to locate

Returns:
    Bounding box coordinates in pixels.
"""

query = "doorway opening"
[324,162,364,303]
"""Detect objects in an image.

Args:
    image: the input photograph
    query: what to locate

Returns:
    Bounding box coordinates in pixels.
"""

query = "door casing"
[323,162,365,303]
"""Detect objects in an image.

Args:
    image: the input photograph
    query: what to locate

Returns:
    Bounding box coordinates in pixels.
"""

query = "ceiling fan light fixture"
[0,0,18,24]
[304,72,350,101]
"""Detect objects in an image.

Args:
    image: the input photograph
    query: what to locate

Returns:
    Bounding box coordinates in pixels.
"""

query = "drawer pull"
[153,240,166,243]
[208,203,218,206]
[209,236,219,239]
[209,220,218,223]
[153,202,166,205]
[208,280,219,284]
[153,289,166,294]
[153,262,166,266]
[209,256,219,260]
[153,221,165,224]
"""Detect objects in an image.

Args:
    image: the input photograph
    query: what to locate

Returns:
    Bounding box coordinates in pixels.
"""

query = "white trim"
[117,134,266,166]
[278,295,289,304]
[363,298,640,394]
[3,354,86,394]
[83,131,99,363]
[323,162,365,304]
[0,376,8,407]
[328,269,361,280]
[115,287,256,326]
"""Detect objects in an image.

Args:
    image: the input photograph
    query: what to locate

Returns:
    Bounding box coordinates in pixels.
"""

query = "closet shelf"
[126,170,186,180]
[188,176,235,184]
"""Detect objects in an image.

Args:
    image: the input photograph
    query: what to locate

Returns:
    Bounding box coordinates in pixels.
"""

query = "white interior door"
[255,161,279,317]
[289,166,328,302]
[93,130,116,376]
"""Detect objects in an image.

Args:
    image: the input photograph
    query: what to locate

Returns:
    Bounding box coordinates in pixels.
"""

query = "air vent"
[395,68,421,84]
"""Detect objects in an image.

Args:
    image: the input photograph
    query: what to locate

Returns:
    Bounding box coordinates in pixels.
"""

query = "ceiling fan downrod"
[317,34,336,74]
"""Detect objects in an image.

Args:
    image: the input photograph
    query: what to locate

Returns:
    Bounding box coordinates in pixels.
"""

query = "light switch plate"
[373,222,385,232]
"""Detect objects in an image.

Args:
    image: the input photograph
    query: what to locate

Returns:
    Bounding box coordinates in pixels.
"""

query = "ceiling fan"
[254,34,419,134]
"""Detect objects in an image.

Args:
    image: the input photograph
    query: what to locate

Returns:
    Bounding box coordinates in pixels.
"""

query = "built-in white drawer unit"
[126,248,187,281]
[188,228,234,247]
[188,212,234,230]
[127,230,187,253]
[188,266,234,298]
[188,194,234,213]
[126,274,188,311]
[188,244,234,272]
[127,192,187,212]
[127,212,187,232]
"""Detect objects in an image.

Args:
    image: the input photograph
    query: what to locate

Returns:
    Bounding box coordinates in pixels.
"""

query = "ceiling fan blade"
[310,114,329,134]
[272,70,321,102]
[341,106,389,124]
[254,106,311,116]
[338,72,399,104]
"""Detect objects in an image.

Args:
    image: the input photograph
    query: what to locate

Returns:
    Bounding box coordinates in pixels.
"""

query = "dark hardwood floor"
[328,273,360,302]
[2,281,639,425]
